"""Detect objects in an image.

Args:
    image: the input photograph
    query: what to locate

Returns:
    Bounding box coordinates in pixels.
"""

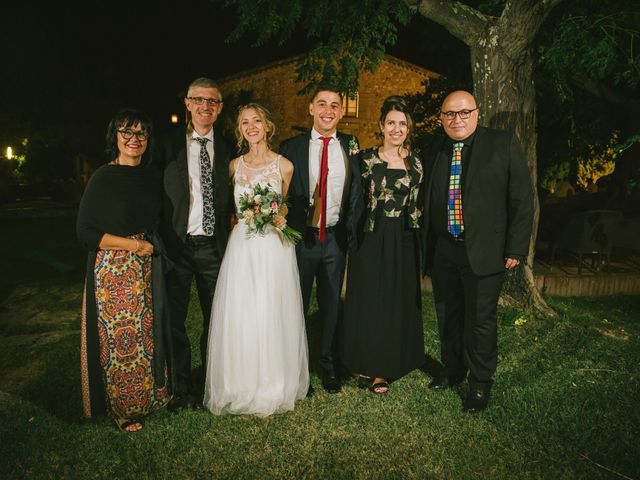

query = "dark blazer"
[422,126,533,276]
[280,131,363,251]
[156,128,233,259]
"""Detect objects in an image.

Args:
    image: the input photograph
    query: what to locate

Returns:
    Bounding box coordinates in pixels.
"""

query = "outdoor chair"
[550,209,623,274]
[613,215,640,269]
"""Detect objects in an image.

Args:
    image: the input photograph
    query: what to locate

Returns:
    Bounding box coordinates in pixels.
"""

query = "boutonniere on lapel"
[348,137,359,156]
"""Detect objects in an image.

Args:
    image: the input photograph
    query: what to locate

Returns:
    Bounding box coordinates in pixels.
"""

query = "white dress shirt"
[187,129,215,235]
[308,128,347,227]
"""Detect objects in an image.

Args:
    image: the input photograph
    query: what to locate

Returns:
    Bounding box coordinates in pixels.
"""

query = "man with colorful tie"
[157,77,233,411]
[280,86,363,394]
[422,90,533,412]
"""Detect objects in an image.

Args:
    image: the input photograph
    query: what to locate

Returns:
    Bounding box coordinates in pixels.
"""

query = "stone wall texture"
[218,55,437,150]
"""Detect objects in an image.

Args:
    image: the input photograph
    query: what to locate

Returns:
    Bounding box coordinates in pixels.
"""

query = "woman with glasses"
[343,96,425,394]
[77,108,172,432]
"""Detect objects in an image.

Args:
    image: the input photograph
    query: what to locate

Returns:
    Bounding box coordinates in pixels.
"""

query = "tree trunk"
[469,29,555,317]
[409,0,563,317]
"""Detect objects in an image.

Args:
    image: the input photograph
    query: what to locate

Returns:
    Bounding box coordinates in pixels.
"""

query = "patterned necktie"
[447,142,464,237]
[196,137,215,235]
[317,136,332,243]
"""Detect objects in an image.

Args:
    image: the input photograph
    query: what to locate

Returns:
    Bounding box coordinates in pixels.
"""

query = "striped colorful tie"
[447,142,464,237]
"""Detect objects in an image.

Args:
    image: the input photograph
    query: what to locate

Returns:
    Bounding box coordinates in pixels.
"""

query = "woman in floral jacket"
[343,96,425,394]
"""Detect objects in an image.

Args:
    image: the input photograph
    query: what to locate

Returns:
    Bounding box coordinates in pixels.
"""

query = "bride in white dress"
[204,103,309,416]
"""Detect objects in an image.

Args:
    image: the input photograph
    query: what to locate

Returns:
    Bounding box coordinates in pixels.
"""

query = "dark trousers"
[296,227,346,376]
[166,235,221,394]
[431,237,505,388]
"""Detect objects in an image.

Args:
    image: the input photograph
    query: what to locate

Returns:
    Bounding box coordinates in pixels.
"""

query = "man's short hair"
[187,77,223,100]
[310,84,344,104]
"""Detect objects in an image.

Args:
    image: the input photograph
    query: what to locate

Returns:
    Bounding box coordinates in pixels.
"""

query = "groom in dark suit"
[422,90,533,412]
[280,86,362,393]
[157,77,233,411]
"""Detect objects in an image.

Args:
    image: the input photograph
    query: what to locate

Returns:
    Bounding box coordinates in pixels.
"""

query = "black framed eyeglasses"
[440,108,478,120]
[118,129,148,141]
[187,96,222,106]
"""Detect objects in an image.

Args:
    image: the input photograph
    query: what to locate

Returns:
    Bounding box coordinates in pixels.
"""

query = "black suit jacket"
[422,126,533,276]
[156,128,233,259]
[280,131,363,251]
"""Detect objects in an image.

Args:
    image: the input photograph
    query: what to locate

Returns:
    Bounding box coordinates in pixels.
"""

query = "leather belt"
[185,234,214,243]
[307,226,337,233]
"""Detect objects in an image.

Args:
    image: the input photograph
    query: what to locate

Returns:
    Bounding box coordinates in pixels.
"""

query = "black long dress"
[344,166,424,379]
[77,163,171,420]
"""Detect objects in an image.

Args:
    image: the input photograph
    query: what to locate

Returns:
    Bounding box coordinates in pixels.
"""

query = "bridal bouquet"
[237,183,302,245]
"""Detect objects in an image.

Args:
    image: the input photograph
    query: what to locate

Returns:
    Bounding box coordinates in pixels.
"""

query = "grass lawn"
[0,206,639,479]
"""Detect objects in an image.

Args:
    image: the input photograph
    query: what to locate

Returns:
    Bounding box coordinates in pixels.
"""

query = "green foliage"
[536,2,639,192]
[576,131,619,191]
[540,161,571,193]
[615,133,640,153]
[219,0,411,94]
[402,76,463,153]
[539,1,640,101]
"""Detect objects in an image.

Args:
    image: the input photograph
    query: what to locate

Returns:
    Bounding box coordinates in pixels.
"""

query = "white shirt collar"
[191,129,214,142]
[311,128,337,141]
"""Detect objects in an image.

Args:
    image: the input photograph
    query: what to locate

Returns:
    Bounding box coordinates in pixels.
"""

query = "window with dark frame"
[344,92,359,118]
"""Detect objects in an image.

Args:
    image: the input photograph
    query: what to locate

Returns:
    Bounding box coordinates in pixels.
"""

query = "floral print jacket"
[360,148,423,232]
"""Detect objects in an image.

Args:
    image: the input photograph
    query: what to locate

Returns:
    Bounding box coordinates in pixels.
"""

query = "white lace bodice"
[234,155,282,212]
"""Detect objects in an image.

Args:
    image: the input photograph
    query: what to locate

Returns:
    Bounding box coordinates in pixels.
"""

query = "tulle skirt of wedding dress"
[204,223,309,416]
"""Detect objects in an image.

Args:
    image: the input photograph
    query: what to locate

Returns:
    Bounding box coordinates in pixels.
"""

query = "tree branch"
[500,0,566,53]
[572,74,640,110]
[403,0,486,46]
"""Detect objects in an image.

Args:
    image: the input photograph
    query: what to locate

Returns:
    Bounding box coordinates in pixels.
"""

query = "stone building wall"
[218,55,437,150]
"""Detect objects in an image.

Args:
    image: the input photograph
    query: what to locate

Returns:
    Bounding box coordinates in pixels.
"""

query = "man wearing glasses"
[157,77,233,411]
[422,90,533,413]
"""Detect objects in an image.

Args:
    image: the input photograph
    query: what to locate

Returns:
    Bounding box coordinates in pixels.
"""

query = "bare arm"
[229,158,239,228]
[274,156,295,228]
[229,157,237,181]
[279,156,294,198]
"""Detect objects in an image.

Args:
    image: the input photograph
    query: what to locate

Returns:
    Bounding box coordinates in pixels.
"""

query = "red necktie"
[318,136,332,243]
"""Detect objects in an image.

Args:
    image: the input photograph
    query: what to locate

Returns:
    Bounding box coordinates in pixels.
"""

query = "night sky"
[1,0,468,156]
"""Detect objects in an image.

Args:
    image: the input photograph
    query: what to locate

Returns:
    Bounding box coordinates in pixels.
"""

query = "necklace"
[379,148,406,168]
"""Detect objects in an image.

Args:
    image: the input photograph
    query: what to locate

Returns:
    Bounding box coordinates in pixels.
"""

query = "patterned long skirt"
[81,246,170,420]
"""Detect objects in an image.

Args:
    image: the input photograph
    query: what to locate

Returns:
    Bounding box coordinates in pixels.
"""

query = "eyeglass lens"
[442,109,475,120]
[119,129,148,141]
[189,97,221,106]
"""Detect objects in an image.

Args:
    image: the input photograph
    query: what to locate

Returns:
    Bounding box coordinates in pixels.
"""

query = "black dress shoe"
[322,373,342,394]
[462,388,490,413]
[428,374,464,391]
[357,375,373,389]
[192,399,205,411]
[168,393,191,413]
[306,385,315,398]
